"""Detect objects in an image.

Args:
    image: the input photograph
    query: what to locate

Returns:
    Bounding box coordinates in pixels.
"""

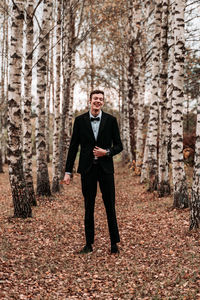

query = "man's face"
[90,93,104,112]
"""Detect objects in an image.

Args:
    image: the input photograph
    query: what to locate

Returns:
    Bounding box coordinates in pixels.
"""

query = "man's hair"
[90,90,104,100]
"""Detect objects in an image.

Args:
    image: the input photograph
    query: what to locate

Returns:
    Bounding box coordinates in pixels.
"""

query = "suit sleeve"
[109,117,123,157]
[65,117,80,173]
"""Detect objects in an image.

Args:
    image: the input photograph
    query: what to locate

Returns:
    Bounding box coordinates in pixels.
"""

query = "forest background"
[0,0,200,298]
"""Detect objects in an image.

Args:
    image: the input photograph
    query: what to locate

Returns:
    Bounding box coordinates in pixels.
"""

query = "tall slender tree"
[171,0,188,208]
[157,0,171,196]
[146,0,161,191]
[59,0,75,180]
[0,3,6,173]
[190,96,200,229]
[35,0,52,196]
[52,0,62,193]
[23,0,37,206]
[7,1,32,218]
[0,115,3,173]
[127,0,135,162]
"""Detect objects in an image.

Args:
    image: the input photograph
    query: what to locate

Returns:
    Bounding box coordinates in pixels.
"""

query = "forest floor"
[0,161,200,300]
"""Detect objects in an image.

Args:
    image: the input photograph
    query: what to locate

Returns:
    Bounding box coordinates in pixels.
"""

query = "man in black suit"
[63,90,123,254]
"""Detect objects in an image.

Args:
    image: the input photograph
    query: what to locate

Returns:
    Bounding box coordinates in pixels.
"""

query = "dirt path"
[0,164,200,299]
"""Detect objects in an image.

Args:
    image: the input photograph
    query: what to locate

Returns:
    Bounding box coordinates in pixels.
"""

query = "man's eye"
[94,97,103,101]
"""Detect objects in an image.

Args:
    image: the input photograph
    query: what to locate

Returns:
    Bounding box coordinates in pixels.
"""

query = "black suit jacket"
[65,111,123,174]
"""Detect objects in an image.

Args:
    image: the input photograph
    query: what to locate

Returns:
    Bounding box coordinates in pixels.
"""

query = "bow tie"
[90,117,100,122]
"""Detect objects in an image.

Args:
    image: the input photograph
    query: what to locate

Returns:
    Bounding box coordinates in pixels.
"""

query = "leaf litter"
[0,163,200,299]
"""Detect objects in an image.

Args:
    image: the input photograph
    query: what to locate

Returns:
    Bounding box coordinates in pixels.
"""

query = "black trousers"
[81,163,120,245]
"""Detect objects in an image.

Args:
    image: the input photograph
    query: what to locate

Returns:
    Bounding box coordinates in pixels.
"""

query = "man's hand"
[63,173,71,185]
[93,146,107,157]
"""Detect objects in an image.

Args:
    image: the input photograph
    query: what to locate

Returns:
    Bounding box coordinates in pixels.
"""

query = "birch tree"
[7,1,32,218]
[145,0,161,191]
[35,0,52,196]
[0,115,3,173]
[135,4,146,172]
[157,0,171,197]
[23,0,37,206]
[190,97,200,229]
[52,0,62,193]
[2,1,9,165]
[0,3,6,173]
[127,0,135,162]
[171,0,188,208]
[59,0,75,179]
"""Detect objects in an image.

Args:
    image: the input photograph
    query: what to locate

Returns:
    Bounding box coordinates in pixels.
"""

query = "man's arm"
[63,173,71,185]
[109,117,123,156]
[64,118,80,184]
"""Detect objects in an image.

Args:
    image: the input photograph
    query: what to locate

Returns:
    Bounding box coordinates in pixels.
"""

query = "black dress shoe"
[79,245,93,254]
[111,244,119,254]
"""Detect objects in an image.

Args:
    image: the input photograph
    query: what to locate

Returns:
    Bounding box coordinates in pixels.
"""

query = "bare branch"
[76,0,86,39]
[186,0,200,8]
[32,0,43,17]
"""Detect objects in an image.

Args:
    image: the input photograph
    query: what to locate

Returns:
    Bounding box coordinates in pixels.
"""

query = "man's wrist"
[106,149,111,156]
[65,172,71,176]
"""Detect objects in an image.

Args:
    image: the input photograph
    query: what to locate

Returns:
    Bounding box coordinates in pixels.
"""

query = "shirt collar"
[89,110,102,119]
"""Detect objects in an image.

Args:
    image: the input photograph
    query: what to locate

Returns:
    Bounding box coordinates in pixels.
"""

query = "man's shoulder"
[102,111,116,120]
[75,111,89,120]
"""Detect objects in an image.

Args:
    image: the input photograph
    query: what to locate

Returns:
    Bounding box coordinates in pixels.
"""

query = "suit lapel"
[97,111,107,142]
[84,112,96,141]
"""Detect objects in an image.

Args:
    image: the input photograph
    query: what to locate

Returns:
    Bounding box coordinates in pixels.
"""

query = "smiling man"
[63,90,123,254]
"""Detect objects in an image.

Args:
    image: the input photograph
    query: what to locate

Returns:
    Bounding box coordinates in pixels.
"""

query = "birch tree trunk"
[0,7,6,173]
[157,0,171,197]
[52,0,61,193]
[45,59,51,164]
[167,0,174,167]
[141,133,150,183]
[59,1,75,179]
[132,0,141,163]
[171,0,188,208]
[23,1,37,206]
[136,9,146,172]
[7,1,32,218]
[136,59,145,173]
[0,72,4,174]
[35,0,52,196]
[121,53,132,163]
[2,6,9,164]
[139,1,150,182]
[127,0,135,162]
[190,97,200,229]
[146,0,161,191]
[45,14,54,164]
[0,115,3,173]
[127,0,141,162]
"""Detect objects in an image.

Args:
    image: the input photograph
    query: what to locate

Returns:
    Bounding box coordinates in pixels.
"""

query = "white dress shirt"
[89,110,102,140]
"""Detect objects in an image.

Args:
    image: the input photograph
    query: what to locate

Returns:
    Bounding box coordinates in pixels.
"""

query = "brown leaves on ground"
[0,164,200,299]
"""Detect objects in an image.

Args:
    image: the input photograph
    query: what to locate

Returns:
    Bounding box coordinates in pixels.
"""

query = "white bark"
[136,10,146,172]
[59,1,75,179]
[171,0,188,208]
[146,0,161,191]
[35,0,52,196]
[158,0,171,197]
[190,97,200,229]
[7,1,32,218]
[52,0,61,193]
[23,0,36,206]
[141,133,150,183]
